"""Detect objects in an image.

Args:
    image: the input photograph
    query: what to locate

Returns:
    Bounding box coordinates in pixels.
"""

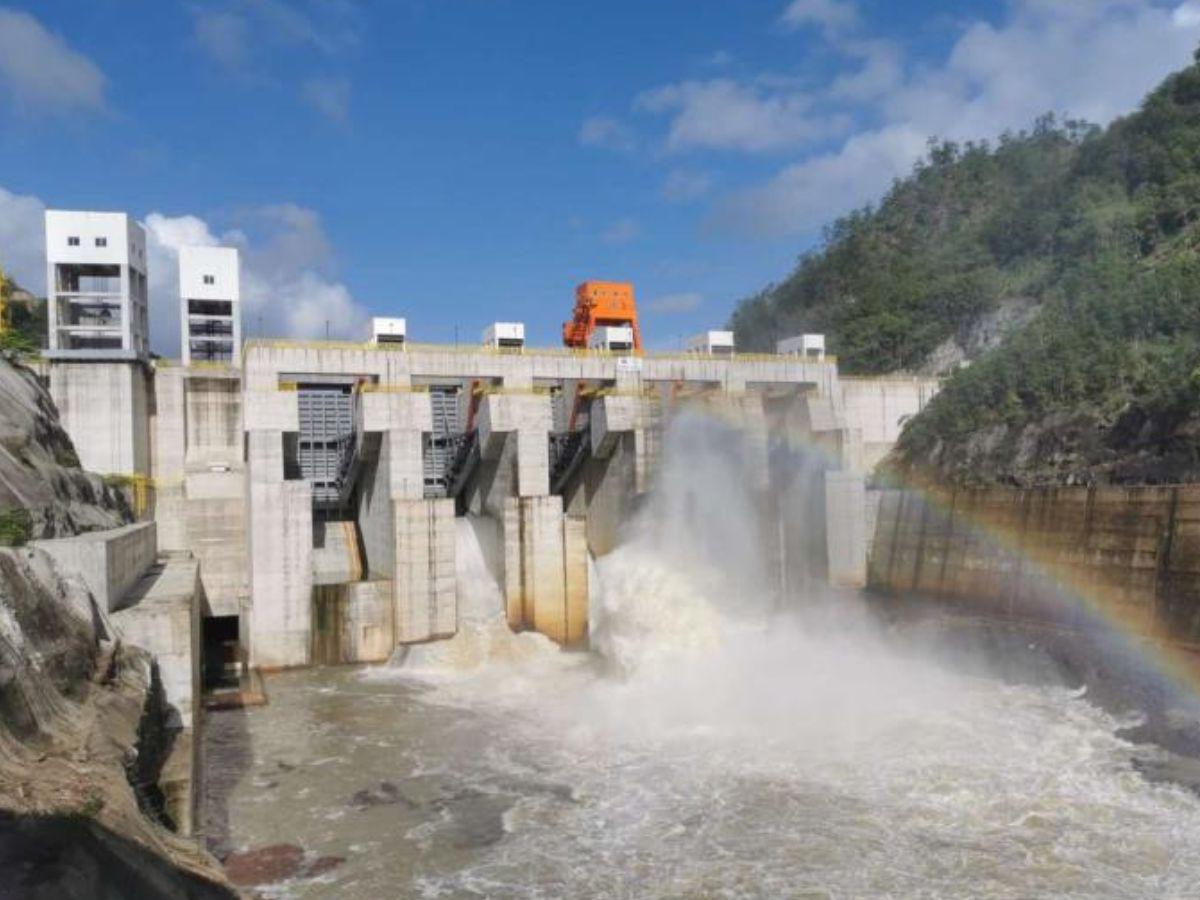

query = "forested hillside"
[0,276,44,353]
[732,52,1200,484]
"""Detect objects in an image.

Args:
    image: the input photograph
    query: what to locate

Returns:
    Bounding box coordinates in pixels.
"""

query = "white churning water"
[207,413,1200,899]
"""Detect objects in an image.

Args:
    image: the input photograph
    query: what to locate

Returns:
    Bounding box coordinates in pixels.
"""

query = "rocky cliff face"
[0,546,234,898]
[903,404,1200,487]
[918,297,1041,377]
[0,352,131,541]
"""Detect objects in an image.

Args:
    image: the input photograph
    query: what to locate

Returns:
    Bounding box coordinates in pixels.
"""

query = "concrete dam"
[26,338,1200,897]
[40,342,932,674]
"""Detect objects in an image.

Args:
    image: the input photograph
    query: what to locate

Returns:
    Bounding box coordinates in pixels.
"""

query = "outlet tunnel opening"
[201,614,241,691]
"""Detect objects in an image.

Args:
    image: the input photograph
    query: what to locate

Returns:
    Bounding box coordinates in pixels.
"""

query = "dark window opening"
[188,298,233,317]
[188,339,234,363]
[201,615,241,690]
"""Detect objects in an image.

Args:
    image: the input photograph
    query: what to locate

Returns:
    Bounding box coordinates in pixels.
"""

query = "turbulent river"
[204,418,1200,898]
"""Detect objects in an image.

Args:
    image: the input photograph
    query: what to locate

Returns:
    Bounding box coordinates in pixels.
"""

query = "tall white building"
[45,210,149,360]
[179,245,241,366]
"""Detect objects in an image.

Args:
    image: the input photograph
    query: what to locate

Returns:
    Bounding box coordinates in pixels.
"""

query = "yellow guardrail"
[102,473,156,519]
[470,382,555,396]
[359,382,430,394]
[152,358,243,374]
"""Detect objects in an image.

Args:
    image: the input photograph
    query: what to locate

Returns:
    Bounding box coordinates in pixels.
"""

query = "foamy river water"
[203,524,1200,899]
[204,421,1200,898]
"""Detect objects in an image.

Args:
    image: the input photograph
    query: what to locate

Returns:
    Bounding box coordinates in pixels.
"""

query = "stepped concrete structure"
[46,337,936,672]
[31,520,203,833]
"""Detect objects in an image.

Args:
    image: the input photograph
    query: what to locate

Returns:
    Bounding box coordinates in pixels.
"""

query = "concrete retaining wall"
[49,361,151,476]
[184,376,241,470]
[110,553,203,835]
[867,485,1200,643]
[33,522,157,612]
[111,555,202,730]
[840,376,940,475]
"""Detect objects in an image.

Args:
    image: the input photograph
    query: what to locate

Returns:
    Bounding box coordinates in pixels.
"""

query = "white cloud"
[191,0,361,71]
[780,0,858,34]
[190,0,360,116]
[721,0,1200,236]
[829,39,904,102]
[0,184,369,356]
[579,115,637,152]
[662,169,713,202]
[601,217,641,244]
[0,186,47,289]
[243,0,360,55]
[146,203,370,353]
[647,292,703,314]
[192,10,252,72]
[0,8,106,114]
[1175,1,1200,27]
[719,124,927,237]
[303,76,351,124]
[707,50,735,67]
[635,78,845,153]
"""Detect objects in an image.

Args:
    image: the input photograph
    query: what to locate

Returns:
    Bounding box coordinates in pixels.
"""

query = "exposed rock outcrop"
[0,545,234,898]
[919,296,1041,376]
[0,352,131,540]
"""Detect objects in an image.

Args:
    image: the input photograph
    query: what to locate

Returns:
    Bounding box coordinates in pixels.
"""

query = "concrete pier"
[393,498,457,643]
[503,495,588,646]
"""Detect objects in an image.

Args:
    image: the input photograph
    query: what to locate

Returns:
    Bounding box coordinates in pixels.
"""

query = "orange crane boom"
[561,280,643,351]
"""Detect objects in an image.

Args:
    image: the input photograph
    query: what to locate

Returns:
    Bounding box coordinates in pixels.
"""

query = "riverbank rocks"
[221,844,345,887]
[0,545,233,898]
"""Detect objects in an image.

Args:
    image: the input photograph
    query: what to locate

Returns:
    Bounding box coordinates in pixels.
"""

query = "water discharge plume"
[386,516,566,678]
[268,408,1200,898]
[578,410,988,753]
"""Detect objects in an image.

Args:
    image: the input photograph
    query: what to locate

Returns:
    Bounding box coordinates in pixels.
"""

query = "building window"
[67,236,80,246]
[95,237,107,247]
[203,275,215,285]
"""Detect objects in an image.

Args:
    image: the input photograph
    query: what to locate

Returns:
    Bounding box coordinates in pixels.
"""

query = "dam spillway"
[39,340,935,677]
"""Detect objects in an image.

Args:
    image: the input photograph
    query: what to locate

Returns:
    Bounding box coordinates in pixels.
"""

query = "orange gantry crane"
[561,280,643,352]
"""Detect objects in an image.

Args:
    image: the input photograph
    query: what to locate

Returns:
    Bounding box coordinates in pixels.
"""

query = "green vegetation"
[77,791,106,819]
[731,114,1094,374]
[0,508,32,547]
[731,52,1200,483]
[0,277,46,355]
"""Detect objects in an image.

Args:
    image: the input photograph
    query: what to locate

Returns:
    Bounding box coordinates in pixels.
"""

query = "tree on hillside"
[729,52,1200,484]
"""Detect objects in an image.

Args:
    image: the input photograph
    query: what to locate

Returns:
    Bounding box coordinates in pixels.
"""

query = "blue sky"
[2,0,1200,354]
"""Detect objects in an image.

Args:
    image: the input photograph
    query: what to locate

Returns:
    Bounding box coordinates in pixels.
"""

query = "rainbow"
[684,400,1200,703]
